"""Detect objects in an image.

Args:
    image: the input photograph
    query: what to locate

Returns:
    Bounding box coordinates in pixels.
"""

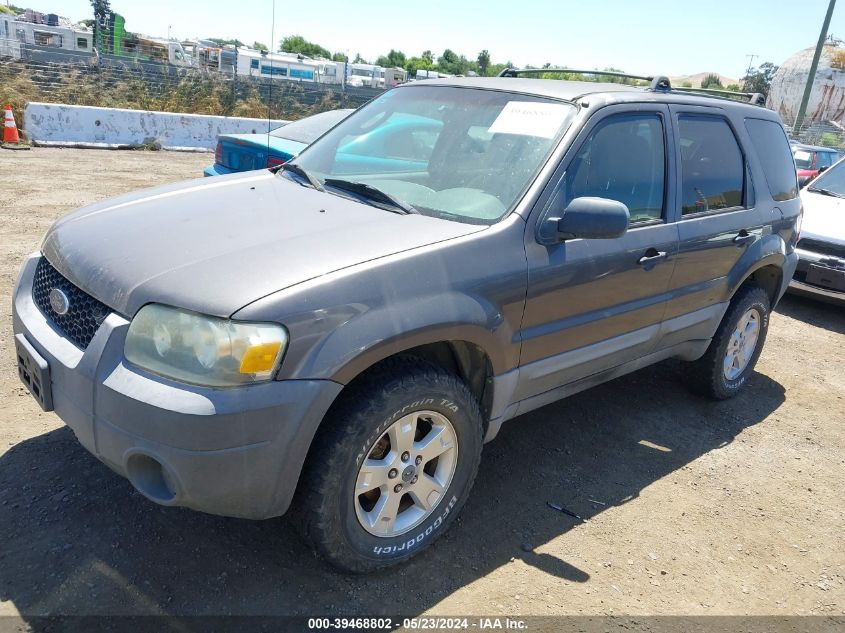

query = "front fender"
[305,291,511,384]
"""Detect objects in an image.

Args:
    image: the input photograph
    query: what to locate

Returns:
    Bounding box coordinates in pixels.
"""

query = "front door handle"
[638,249,668,266]
[733,230,755,246]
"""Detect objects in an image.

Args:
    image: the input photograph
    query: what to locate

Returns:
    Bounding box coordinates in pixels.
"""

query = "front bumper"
[788,245,845,305]
[12,253,343,519]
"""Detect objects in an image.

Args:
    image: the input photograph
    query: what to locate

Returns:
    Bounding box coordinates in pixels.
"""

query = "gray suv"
[12,71,801,572]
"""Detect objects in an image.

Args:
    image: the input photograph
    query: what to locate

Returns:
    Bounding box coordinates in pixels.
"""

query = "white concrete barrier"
[24,102,288,151]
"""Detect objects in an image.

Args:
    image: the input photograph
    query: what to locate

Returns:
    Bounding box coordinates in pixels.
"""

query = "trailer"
[0,14,93,60]
[235,48,345,84]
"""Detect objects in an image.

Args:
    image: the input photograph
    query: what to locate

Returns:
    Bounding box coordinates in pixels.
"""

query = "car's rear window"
[792,149,812,169]
[746,119,798,201]
[270,109,352,144]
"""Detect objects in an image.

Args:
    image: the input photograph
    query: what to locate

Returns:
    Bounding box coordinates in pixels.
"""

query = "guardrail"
[24,102,289,150]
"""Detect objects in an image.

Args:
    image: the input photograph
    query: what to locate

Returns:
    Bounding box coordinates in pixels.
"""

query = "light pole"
[794,0,837,130]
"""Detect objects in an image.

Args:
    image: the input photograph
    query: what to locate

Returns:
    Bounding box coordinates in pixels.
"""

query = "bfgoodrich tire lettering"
[297,357,484,573]
[686,284,771,400]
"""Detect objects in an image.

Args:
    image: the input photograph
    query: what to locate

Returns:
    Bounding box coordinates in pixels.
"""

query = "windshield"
[288,86,576,224]
[793,149,813,169]
[807,156,845,196]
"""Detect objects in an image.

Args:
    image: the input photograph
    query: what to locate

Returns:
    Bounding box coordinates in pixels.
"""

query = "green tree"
[680,80,693,88]
[437,49,458,70]
[332,52,348,62]
[487,61,512,77]
[279,35,331,59]
[725,83,740,92]
[89,0,111,51]
[252,41,268,52]
[353,53,368,63]
[209,38,244,47]
[405,55,434,76]
[437,49,476,75]
[701,73,723,89]
[90,0,111,17]
[741,62,778,95]
[376,49,407,68]
[477,49,491,76]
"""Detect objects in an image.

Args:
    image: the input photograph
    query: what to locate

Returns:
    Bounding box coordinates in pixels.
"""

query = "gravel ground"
[0,148,843,621]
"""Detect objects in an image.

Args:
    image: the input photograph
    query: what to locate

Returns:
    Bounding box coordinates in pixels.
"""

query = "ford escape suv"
[13,70,801,572]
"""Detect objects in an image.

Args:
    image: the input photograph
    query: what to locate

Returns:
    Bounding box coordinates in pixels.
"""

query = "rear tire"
[297,357,484,573]
[686,284,770,400]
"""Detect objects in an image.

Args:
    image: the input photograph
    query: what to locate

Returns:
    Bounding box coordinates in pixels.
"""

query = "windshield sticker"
[488,101,570,138]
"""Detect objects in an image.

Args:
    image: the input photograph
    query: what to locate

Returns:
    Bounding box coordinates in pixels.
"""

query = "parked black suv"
[13,70,800,572]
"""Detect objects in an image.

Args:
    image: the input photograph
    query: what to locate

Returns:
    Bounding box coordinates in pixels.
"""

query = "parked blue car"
[204,109,354,177]
[204,109,443,176]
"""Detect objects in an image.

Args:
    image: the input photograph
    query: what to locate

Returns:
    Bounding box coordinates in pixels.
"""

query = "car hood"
[42,171,485,318]
[799,189,845,247]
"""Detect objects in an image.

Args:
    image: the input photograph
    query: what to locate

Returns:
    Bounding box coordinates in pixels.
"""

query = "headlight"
[124,304,287,387]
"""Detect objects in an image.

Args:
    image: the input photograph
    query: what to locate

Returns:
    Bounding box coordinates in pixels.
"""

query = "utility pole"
[794,0,837,130]
[745,54,757,74]
[743,54,757,90]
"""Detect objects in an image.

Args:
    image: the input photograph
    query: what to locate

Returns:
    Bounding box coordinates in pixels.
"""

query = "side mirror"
[554,197,630,241]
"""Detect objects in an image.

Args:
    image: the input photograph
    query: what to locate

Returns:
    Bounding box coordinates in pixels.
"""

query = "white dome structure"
[768,44,845,125]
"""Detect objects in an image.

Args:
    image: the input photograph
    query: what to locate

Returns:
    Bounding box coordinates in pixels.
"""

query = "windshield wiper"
[280,163,324,192]
[323,179,419,215]
[807,186,845,198]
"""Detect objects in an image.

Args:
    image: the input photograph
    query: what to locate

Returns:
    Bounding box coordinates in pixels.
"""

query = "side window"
[564,114,665,222]
[679,116,745,215]
[744,118,798,201]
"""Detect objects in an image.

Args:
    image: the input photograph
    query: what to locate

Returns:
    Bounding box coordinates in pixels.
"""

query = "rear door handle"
[637,249,668,266]
[733,230,755,246]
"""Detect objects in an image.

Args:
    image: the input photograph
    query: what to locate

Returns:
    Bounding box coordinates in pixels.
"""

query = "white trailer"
[233,48,347,84]
[0,15,93,59]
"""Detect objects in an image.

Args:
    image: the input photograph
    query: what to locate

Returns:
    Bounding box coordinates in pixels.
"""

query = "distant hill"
[670,72,739,88]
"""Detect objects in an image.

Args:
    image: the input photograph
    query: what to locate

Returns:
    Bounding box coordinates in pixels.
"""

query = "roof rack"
[674,86,766,106]
[497,67,671,92]
[497,67,766,106]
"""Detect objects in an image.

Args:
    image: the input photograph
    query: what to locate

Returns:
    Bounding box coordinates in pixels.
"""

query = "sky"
[16,0,845,79]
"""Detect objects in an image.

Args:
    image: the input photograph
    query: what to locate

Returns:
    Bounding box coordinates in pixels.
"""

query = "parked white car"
[790,159,845,304]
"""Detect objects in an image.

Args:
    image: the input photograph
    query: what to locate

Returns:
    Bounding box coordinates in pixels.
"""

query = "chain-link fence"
[784,119,845,148]
[0,42,384,134]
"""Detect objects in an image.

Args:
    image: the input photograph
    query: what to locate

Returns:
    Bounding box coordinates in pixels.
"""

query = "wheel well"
[743,264,782,307]
[346,341,495,424]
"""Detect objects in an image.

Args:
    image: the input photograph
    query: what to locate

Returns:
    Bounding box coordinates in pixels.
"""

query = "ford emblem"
[48,288,70,316]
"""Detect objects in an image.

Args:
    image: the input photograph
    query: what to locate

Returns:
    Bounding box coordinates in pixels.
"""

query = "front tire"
[298,357,484,572]
[686,284,771,400]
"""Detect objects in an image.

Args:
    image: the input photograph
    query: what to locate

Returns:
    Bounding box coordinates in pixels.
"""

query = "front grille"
[32,257,112,349]
[797,238,845,259]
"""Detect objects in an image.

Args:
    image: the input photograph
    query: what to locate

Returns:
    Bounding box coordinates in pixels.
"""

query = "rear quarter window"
[745,119,799,201]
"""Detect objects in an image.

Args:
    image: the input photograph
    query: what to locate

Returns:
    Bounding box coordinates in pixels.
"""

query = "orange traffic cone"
[4,105,21,144]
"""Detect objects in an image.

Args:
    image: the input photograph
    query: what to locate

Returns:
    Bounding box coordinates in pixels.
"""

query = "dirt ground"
[0,148,843,621]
